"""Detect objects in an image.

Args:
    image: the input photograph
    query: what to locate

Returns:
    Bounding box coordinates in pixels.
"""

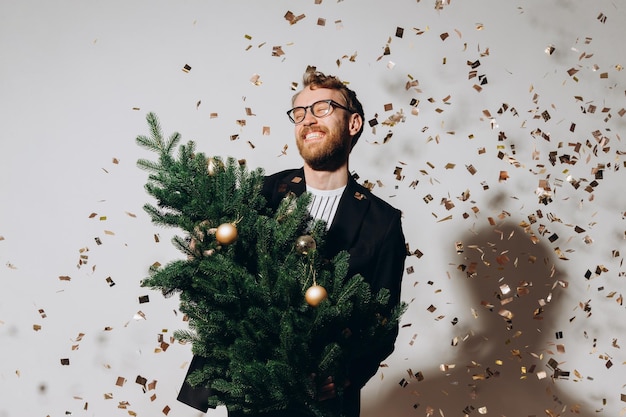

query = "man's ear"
[348,113,363,136]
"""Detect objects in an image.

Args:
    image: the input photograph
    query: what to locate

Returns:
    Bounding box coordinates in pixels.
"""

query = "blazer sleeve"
[347,210,406,390]
[176,355,214,412]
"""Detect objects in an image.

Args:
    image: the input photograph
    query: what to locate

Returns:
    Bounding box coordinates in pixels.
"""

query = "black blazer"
[178,168,406,417]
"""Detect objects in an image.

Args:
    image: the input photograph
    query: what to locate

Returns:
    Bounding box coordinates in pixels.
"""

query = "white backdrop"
[1,1,625,416]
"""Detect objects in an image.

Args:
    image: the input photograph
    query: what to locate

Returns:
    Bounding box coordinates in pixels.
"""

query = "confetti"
[284,11,305,25]
[250,74,262,86]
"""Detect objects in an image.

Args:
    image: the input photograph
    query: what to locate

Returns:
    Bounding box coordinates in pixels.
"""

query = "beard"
[296,120,352,171]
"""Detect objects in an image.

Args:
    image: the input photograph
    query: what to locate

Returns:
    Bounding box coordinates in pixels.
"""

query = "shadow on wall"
[365,220,587,417]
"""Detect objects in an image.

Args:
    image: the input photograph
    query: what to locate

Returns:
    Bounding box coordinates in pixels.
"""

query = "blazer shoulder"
[261,168,306,210]
[263,168,303,185]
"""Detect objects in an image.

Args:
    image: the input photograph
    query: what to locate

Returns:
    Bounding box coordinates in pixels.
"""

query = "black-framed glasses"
[286,99,354,124]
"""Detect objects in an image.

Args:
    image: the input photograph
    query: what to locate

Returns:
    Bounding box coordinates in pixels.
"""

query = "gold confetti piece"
[182,64,191,73]
[163,405,171,415]
[284,11,305,25]
[88,213,97,218]
[104,230,115,235]
[59,275,71,281]
[33,324,42,331]
[272,46,285,57]
[138,295,150,304]
[134,311,147,320]
[262,126,270,136]
[439,363,455,372]
[136,375,147,387]
[249,73,262,86]
[116,376,126,386]
[60,358,70,366]
[104,393,113,400]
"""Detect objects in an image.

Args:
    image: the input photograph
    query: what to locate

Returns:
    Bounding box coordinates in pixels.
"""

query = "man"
[178,69,406,417]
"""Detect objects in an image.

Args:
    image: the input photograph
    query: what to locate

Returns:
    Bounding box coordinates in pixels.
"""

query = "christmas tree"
[137,112,405,417]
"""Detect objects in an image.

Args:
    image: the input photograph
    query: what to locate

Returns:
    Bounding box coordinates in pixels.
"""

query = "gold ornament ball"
[215,223,238,245]
[305,285,327,307]
[295,235,316,255]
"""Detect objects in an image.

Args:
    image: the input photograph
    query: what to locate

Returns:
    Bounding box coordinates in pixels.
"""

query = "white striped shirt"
[306,185,346,229]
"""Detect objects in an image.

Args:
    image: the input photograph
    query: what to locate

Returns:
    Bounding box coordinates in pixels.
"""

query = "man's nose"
[301,108,318,125]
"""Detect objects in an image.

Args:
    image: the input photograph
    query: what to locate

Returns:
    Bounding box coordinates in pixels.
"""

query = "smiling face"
[293,86,361,172]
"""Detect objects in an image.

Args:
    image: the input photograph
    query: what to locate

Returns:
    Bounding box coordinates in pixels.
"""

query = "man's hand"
[187,221,216,259]
[317,377,351,401]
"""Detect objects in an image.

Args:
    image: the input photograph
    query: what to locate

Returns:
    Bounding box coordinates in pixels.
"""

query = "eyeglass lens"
[290,100,333,123]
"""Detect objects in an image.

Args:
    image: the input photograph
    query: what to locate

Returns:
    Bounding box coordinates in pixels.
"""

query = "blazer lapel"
[326,177,370,254]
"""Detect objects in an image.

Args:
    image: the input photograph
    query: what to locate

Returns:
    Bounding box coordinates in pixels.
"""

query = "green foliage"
[137,113,404,417]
